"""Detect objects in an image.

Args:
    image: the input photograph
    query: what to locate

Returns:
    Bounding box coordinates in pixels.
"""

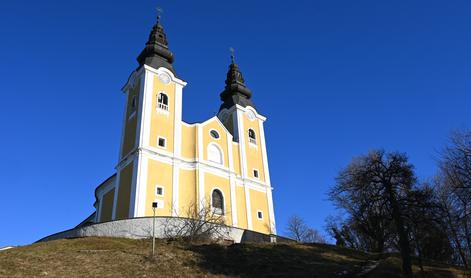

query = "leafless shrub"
[286,215,326,243]
[163,200,231,244]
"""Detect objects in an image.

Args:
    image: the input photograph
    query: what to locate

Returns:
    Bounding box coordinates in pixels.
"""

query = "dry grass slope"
[0,237,468,278]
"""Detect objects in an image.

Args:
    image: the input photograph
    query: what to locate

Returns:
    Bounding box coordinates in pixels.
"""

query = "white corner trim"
[111,172,120,220]
[129,156,140,218]
[258,119,276,234]
[139,69,154,148]
[136,154,148,217]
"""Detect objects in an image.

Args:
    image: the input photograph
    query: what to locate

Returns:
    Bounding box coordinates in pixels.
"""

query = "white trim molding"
[258,119,276,234]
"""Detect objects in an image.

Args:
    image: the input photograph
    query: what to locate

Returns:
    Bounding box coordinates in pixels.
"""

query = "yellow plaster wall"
[145,159,173,216]
[249,189,271,234]
[181,123,196,159]
[121,80,140,158]
[149,75,176,152]
[235,185,247,229]
[116,162,134,220]
[204,172,232,226]
[179,169,197,217]
[100,188,115,222]
[232,142,241,175]
[202,119,229,168]
[243,114,265,182]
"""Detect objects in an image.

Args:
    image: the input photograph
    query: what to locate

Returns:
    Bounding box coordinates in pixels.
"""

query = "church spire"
[219,49,256,111]
[137,10,176,74]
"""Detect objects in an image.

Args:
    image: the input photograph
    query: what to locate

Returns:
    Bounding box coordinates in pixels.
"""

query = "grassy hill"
[0,237,468,277]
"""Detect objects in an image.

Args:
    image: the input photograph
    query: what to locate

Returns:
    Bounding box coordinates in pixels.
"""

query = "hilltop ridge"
[0,237,468,277]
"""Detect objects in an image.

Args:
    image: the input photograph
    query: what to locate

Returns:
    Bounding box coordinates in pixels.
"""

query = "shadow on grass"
[365,256,461,278]
[186,243,369,278]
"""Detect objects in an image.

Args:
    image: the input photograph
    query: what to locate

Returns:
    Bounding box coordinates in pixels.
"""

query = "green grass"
[0,237,468,277]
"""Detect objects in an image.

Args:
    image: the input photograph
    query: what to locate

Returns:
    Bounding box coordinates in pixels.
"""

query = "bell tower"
[113,14,187,220]
[217,51,276,233]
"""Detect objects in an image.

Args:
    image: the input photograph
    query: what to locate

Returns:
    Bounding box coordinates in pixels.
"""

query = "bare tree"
[436,129,471,266]
[286,215,325,243]
[163,200,230,243]
[329,150,415,278]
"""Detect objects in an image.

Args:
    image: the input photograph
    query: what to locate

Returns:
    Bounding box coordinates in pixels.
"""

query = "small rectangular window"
[158,137,166,148]
[253,169,259,179]
[156,186,164,196]
[257,210,263,220]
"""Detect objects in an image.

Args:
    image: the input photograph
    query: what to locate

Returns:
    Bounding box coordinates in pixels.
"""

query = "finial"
[156,6,163,23]
[229,47,236,64]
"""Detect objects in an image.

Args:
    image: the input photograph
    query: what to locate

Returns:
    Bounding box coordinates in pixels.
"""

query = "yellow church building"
[92,15,276,236]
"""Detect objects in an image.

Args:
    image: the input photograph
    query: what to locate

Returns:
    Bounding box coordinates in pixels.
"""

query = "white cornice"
[143,65,188,86]
[122,146,270,192]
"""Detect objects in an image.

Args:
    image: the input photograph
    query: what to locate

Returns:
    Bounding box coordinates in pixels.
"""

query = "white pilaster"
[258,119,276,234]
[111,172,120,220]
[172,83,183,216]
[131,68,154,218]
[196,124,205,209]
[227,133,238,227]
[235,107,252,229]
[128,155,140,217]
[96,196,104,223]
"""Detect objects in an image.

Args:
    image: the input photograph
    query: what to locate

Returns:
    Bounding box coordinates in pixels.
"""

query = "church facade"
[92,16,276,235]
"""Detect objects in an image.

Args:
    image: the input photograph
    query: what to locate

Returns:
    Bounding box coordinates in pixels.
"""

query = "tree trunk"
[462,204,471,258]
[444,205,468,267]
[386,184,413,278]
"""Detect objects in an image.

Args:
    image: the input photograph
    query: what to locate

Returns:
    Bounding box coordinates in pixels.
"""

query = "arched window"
[157,93,169,111]
[248,129,256,144]
[212,189,224,215]
[207,144,223,164]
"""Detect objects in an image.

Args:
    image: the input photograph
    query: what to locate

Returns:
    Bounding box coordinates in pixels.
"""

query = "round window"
[210,130,220,139]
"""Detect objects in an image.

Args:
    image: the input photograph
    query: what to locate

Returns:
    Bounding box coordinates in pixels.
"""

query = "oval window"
[210,130,220,139]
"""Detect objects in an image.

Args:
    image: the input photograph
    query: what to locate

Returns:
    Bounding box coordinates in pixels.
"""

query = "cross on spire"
[229,47,236,64]
[156,6,163,22]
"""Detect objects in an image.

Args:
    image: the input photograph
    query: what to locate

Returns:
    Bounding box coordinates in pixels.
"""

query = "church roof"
[219,53,256,111]
[136,15,176,75]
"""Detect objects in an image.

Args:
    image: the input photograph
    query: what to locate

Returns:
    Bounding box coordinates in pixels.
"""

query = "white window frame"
[157,92,169,115]
[257,210,264,220]
[155,186,164,197]
[248,129,257,145]
[209,129,220,140]
[157,136,167,149]
[207,143,224,165]
[210,188,225,216]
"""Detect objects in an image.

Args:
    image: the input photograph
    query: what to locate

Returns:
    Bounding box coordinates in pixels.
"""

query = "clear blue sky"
[1,0,470,246]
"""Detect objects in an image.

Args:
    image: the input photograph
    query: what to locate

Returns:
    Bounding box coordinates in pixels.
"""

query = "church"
[90,14,277,236]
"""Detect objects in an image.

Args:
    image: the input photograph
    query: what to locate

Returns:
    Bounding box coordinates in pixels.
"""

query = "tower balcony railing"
[158,103,168,111]
[249,138,257,145]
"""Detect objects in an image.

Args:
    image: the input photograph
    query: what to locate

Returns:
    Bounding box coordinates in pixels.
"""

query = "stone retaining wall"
[37,217,289,244]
